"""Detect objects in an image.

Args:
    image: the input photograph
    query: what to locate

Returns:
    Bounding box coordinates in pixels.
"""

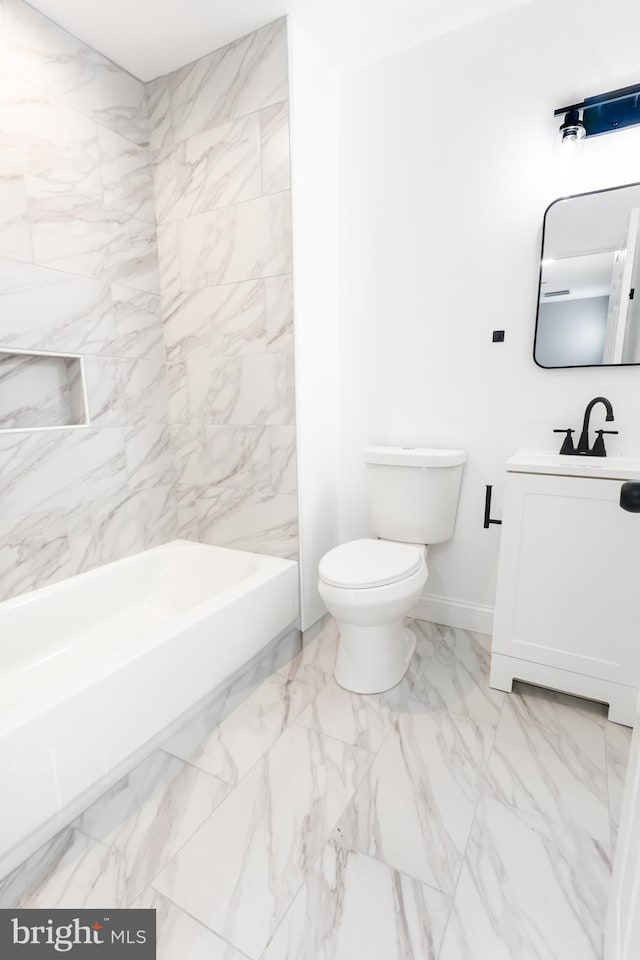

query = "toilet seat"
[319,538,424,590]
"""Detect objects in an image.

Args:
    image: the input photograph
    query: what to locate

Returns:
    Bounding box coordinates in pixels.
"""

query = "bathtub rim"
[0,540,298,733]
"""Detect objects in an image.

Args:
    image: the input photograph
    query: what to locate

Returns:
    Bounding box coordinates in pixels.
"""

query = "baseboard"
[412,593,494,635]
[301,592,327,632]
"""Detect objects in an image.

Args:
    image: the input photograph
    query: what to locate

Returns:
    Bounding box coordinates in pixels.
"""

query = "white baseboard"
[301,592,327,633]
[412,593,494,635]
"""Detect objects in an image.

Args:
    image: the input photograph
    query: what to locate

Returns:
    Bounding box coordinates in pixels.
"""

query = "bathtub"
[0,540,299,880]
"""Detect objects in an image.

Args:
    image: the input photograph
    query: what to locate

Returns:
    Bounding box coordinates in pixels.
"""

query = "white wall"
[338,0,640,631]
[289,19,341,628]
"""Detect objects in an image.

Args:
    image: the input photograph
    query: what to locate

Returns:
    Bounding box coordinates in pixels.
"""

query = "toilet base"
[334,621,417,695]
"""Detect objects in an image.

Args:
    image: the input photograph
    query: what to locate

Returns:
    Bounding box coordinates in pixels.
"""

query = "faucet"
[576,397,617,456]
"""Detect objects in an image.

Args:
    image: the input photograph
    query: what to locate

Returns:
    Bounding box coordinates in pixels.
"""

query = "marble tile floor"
[0,617,631,959]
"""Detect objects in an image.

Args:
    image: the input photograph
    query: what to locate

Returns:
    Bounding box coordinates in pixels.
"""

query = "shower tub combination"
[0,540,299,880]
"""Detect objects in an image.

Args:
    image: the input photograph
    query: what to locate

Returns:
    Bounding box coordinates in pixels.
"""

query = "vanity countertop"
[506,450,640,481]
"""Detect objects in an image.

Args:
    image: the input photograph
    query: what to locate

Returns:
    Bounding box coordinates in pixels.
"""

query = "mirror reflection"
[534,183,640,368]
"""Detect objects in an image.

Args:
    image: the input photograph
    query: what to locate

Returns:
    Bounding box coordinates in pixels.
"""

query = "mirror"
[534,182,640,368]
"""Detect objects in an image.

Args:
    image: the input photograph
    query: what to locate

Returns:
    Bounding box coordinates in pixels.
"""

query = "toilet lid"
[319,539,424,589]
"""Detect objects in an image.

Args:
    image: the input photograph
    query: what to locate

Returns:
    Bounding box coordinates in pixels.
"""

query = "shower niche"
[0,349,89,432]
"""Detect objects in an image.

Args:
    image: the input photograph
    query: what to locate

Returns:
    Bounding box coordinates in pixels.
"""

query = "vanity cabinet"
[490,457,640,725]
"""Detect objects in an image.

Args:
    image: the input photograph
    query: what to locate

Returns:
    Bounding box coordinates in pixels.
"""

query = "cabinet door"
[492,472,640,685]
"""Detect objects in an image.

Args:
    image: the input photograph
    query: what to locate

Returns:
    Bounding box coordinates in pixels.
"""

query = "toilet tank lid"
[363,446,466,467]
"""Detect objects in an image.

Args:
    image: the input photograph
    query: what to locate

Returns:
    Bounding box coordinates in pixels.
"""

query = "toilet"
[318,446,466,694]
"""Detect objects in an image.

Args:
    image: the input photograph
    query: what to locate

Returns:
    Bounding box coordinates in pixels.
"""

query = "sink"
[506,450,640,481]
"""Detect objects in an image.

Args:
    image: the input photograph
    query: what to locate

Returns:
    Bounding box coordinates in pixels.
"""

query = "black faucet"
[576,397,617,456]
[554,397,618,457]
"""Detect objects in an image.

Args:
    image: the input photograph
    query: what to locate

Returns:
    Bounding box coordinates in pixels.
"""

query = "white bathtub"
[0,540,298,879]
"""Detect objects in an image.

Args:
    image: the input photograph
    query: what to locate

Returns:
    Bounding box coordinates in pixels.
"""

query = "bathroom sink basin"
[506,450,640,481]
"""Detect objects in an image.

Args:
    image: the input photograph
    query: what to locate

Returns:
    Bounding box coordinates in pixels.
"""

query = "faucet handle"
[553,428,576,455]
[592,429,618,457]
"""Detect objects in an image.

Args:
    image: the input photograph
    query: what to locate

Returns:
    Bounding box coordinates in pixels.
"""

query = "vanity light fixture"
[556,82,640,142]
[558,108,586,143]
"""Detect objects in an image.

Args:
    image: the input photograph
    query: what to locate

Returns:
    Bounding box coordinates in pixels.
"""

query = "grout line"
[144,884,254,959]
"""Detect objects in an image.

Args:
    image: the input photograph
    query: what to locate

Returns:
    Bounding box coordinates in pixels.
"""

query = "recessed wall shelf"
[0,348,89,433]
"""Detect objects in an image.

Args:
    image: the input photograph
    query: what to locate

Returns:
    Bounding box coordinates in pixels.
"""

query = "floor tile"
[334,709,494,894]
[261,841,451,960]
[485,683,609,843]
[0,829,112,908]
[135,888,248,960]
[152,724,371,959]
[410,627,504,726]
[276,619,338,691]
[296,678,395,753]
[439,796,611,960]
[163,673,314,784]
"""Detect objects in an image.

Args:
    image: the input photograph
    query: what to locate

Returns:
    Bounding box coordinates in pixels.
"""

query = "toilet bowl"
[318,539,428,694]
[317,445,466,695]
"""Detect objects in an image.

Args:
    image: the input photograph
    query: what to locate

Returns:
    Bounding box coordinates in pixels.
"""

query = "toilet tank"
[364,446,466,544]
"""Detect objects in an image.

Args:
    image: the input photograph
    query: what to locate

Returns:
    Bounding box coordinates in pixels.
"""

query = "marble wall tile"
[260,101,290,195]
[187,353,294,425]
[0,165,32,261]
[0,73,102,198]
[149,19,296,562]
[269,425,297,494]
[124,423,174,492]
[0,427,128,517]
[196,487,298,558]
[265,274,294,351]
[175,484,199,540]
[134,484,178,548]
[84,356,169,427]
[27,179,160,293]
[67,488,144,575]
[0,510,72,602]
[146,77,173,165]
[110,285,164,361]
[3,0,149,147]
[99,126,156,224]
[262,841,451,960]
[163,280,266,360]
[168,19,288,143]
[156,221,182,301]
[152,724,371,959]
[170,425,271,490]
[153,114,261,223]
[167,362,190,423]
[178,192,292,289]
[0,0,175,603]
[0,257,114,354]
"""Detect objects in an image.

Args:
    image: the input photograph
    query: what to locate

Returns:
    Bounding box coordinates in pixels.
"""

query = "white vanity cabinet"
[490,452,640,725]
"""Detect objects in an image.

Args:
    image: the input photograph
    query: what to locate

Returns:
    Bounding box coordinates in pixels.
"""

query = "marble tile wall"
[148,18,298,560]
[0,0,177,601]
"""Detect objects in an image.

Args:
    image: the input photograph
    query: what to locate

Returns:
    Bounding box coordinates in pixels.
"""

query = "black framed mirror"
[534,182,640,368]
